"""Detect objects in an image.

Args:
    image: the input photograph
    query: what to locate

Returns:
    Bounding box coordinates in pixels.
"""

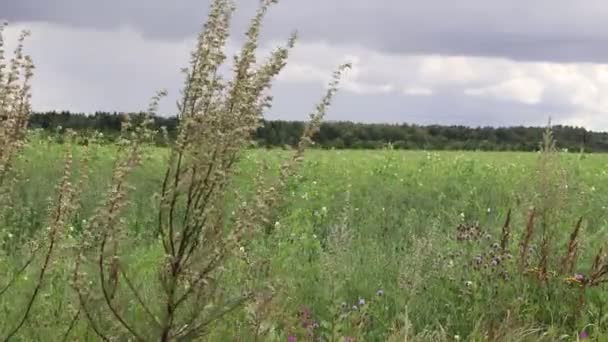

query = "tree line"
[28,111,608,152]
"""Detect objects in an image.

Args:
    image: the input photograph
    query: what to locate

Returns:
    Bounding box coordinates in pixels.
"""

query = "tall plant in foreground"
[72,0,349,340]
[0,24,33,196]
[0,23,38,339]
[0,24,85,340]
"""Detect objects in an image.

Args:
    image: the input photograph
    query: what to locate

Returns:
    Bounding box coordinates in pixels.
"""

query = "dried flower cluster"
[0,24,34,211]
[0,23,33,182]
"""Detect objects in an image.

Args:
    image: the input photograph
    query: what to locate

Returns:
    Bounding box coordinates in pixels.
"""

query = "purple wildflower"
[288,335,297,342]
[579,331,589,339]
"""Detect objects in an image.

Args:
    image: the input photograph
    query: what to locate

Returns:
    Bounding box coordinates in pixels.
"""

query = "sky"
[5,0,608,129]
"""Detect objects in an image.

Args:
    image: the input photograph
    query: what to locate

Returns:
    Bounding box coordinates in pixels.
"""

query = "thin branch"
[75,289,111,342]
[61,308,81,342]
[119,265,162,328]
[98,234,146,341]
[175,295,250,341]
[0,246,40,297]
[3,220,60,341]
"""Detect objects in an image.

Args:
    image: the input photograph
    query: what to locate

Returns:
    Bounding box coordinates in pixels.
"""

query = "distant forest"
[28,111,608,152]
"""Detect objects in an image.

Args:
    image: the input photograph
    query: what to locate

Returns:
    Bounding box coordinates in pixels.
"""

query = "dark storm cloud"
[6,0,608,63]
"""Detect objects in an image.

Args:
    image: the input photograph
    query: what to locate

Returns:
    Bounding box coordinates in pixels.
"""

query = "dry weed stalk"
[518,209,535,271]
[71,0,349,340]
[499,209,511,253]
[0,24,34,221]
[561,217,583,276]
[0,24,83,340]
[0,24,33,186]
[587,247,608,286]
[72,92,165,341]
[2,138,81,340]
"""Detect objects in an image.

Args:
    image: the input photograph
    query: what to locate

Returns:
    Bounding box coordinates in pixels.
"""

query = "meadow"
[4,1,608,339]
[4,135,608,340]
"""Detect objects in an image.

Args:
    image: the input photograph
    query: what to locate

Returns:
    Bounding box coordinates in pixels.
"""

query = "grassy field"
[6,0,608,338]
[3,138,608,340]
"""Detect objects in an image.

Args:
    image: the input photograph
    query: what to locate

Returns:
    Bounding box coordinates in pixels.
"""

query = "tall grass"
[6,141,608,340]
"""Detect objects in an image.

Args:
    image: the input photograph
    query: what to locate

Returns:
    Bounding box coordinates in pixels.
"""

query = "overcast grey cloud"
[4,1,608,129]
[7,0,608,63]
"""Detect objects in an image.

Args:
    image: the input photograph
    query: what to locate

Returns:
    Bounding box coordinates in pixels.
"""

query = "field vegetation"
[2,1,608,341]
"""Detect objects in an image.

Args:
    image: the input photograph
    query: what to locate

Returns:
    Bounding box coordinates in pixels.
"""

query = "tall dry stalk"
[561,217,583,276]
[518,208,535,271]
[71,0,349,340]
[0,25,85,340]
[3,139,81,341]
[531,123,569,282]
[0,24,33,200]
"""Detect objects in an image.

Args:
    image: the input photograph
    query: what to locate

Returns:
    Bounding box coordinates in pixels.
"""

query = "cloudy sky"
[5,0,608,129]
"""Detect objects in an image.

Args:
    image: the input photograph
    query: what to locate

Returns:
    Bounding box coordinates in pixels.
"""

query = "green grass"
[4,140,608,340]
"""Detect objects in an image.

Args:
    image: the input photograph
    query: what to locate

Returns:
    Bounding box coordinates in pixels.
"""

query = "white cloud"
[6,22,608,129]
[403,87,433,96]
[279,43,608,127]
[464,77,545,105]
